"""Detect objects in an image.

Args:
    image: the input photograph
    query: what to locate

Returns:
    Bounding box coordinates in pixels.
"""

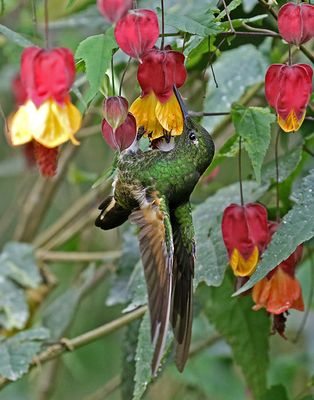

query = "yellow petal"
[155,94,183,136]
[277,110,305,133]
[129,93,164,140]
[32,100,82,148]
[8,101,36,146]
[230,246,259,277]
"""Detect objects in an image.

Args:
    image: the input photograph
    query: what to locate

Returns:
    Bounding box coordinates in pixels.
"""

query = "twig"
[238,136,244,206]
[160,0,165,49]
[0,306,147,390]
[221,0,235,33]
[303,145,314,158]
[119,57,131,96]
[275,130,280,222]
[44,0,49,48]
[189,111,230,117]
[36,250,121,262]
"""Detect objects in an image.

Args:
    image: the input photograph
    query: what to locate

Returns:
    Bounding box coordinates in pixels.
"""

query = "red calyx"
[102,112,137,151]
[103,96,129,131]
[97,0,132,23]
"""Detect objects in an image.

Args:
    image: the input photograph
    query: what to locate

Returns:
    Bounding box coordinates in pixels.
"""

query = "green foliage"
[259,385,290,400]
[232,105,276,182]
[0,24,34,48]
[236,169,314,295]
[200,271,270,398]
[75,28,118,103]
[0,243,41,330]
[0,328,49,381]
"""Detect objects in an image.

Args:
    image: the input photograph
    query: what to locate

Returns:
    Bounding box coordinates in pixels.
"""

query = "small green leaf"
[200,271,270,398]
[216,0,242,19]
[235,169,314,295]
[75,29,118,102]
[0,327,50,380]
[232,105,276,183]
[259,385,290,400]
[0,24,34,47]
[0,280,28,330]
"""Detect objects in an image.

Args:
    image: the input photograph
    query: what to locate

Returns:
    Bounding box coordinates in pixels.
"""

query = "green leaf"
[0,24,34,47]
[0,242,41,288]
[235,169,314,295]
[203,44,267,132]
[75,29,118,103]
[216,0,242,19]
[193,180,269,287]
[163,10,222,36]
[132,313,153,400]
[262,145,303,184]
[0,327,50,381]
[200,271,270,398]
[232,105,276,182]
[259,385,290,400]
[0,280,28,330]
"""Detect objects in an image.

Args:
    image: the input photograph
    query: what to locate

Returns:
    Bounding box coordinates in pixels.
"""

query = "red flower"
[278,2,314,46]
[97,0,132,23]
[12,74,27,106]
[130,47,187,140]
[103,96,129,131]
[221,203,269,276]
[252,222,304,315]
[114,9,159,59]
[21,47,75,107]
[265,63,313,132]
[102,112,137,151]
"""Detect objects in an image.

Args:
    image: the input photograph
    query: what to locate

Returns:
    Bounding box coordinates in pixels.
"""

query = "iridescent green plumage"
[96,92,214,374]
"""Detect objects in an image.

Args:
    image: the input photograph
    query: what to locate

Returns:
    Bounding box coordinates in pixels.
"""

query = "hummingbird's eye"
[189,131,196,141]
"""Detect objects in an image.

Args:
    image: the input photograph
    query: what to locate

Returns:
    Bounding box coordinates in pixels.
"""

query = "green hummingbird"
[95,88,215,375]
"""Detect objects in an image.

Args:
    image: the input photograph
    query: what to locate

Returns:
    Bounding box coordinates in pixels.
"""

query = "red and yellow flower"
[9,47,81,150]
[252,222,304,315]
[278,2,314,46]
[221,203,269,277]
[130,47,187,140]
[265,63,313,132]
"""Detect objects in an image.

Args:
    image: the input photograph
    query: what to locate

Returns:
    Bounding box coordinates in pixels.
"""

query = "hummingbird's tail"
[95,196,130,230]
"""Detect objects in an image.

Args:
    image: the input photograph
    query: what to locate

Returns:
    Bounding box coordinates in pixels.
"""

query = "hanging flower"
[9,47,81,149]
[129,47,187,140]
[97,0,132,23]
[101,96,136,151]
[221,203,269,277]
[114,9,159,59]
[252,222,304,316]
[265,63,313,132]
[278,2,314,46]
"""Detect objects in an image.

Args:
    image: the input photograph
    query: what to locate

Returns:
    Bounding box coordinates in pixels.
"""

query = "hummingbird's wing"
[129,192,174,376]
[95,196,131,230]
[171,202,195,372]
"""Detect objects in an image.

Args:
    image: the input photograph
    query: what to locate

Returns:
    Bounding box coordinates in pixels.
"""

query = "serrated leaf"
[200,271,270,397]
[236,169,314,295]
[259,385,290,400]
[163,10,222,36]
[262,145,303,184]
[193,180,269,287]
[132,313,153,400]
[0,280,28,330]
[232,105,276,183]
[203,44,267,132]
[0,327,50,380]
[0,24,34,47]
[0,242,41,288]
[75,29,117,102]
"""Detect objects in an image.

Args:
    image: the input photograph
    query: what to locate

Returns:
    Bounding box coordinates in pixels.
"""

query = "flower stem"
[44,0,50,48]
[288,44,292,66]
[238,136,244,206]
[275,130,280,222]
[160,0,165,49]
[119,57,131,96]
[111,53,115,96]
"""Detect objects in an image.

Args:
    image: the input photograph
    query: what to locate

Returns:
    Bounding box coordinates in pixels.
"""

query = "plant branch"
[0,306,147,390]
[275,130,281,222]
[36,250,121,263]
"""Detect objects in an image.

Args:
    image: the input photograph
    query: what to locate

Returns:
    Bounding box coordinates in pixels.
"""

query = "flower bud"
[114,9,159,59]
[102,112,137,151]
[97,0,132,23]
[103,96,129,131]
[21,47,75,107]
[278,2,314,45]
[265,63,313,132]
[221,203,269,276]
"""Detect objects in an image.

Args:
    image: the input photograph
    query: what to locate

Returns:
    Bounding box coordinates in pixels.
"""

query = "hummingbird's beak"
[173,86,189,121]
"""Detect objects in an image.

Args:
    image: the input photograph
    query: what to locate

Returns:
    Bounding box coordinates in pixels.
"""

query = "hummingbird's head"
[174,87,215,175]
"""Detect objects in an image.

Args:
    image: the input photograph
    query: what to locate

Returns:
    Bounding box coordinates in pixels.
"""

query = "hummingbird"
[95,88,215,375]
